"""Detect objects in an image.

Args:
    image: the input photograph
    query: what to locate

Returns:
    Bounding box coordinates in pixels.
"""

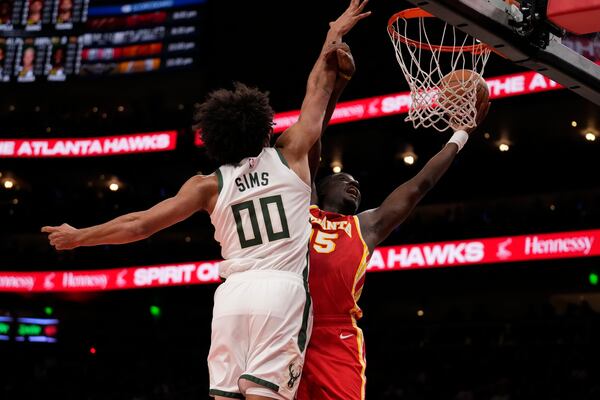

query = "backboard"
[401,0,600,106]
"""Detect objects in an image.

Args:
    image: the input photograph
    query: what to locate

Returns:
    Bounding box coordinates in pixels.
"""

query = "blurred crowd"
[1,300,599,400]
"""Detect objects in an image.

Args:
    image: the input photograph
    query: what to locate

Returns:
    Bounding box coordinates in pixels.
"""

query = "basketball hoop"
[388,8,492,132]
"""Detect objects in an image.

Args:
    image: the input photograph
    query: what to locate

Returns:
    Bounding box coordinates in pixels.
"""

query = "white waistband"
[224,269,305,284]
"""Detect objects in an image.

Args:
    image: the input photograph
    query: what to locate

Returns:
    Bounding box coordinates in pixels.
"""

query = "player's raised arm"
[41,174,217,250]
[357,100,490,252]
[308,45,356,185]
[276,0,370,185]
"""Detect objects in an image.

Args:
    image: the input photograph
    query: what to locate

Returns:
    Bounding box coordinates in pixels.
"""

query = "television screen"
[0,0,205,82]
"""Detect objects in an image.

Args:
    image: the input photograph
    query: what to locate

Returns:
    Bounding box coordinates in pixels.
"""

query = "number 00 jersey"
[210,147,312,279]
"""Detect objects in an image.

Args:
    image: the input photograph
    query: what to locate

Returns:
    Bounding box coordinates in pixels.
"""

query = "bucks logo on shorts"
[287,362,302,388]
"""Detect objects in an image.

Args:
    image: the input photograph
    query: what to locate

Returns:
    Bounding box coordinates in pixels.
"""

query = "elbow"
[128,217,150,240]
[414,179,433,199]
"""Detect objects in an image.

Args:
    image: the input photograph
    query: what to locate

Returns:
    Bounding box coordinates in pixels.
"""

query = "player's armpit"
[42,174,218,250]
[357,144,458,252]
[356,186,423,254]
[135,174,218,237]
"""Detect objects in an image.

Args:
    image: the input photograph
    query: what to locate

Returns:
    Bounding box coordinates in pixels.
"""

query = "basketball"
[439,69,489,109]
[438,69,490,129]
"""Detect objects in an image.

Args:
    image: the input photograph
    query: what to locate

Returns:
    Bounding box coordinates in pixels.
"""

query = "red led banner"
[0,229,598,293]
[0,71,581,155]
[194,70,566,145]
[0,131,178,158]
[368,229,598,271]
[271,71,563,133]
[0,262,221,293]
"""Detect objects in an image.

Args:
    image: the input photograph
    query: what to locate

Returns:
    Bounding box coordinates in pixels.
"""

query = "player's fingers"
[484,101,491,115]
[356,0,369,13]
[477,101,491,124]
[41,226,58,233]
[355,11,372,21]
[337,51,353,68]
[337,49,354,65]
[482,102,491,123]
[337,42,350,52]
[328,42,349,54]
[337,49,352,58]
[323,43,338,56]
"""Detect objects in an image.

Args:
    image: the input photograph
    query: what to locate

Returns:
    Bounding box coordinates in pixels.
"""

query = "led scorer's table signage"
[1,229,598,293]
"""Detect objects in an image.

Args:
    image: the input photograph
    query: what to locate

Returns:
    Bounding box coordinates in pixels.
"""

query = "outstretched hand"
[466,100,491,134]
[41,223,81,250]
[323,41,355,78]
[329,0,371,38]
[336,45,355,79]
[323,41,351,69]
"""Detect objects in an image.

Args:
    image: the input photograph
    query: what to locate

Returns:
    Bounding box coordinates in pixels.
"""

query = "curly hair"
[194,82,274,166]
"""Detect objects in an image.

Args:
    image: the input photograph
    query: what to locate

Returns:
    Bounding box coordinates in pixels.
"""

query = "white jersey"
[210,147,312,279]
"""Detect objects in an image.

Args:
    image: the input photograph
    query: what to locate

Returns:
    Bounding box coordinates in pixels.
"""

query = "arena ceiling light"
[2,178,15,189]
[399,145,417,166]
[496,135,512,152]
[403,153,416,165]
[330,161,343,174]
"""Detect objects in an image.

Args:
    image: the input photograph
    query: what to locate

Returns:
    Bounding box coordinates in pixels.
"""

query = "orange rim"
[387,8,491,54]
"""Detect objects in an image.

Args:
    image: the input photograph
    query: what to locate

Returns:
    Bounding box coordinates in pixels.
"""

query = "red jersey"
[308,205,371,321]
[298,206,371,400]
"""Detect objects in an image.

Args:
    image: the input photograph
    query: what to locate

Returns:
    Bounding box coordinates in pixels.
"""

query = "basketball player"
[41,2,370,399]
[18,46,35,80]
[27,0,43,26]
[297,102,490,399]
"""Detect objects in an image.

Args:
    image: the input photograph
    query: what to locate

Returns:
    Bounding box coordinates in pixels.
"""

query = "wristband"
[447,130,469,153]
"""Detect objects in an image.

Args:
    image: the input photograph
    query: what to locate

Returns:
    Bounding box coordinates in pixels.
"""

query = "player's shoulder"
[184,173,218,194]
[188,173,218,184]
[182,174,219,213]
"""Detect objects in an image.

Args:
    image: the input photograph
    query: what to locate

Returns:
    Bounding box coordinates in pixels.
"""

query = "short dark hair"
[316,174,336,206]
[194,82,274,166]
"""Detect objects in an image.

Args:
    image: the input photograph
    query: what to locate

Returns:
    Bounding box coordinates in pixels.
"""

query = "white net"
[388,11,491,132]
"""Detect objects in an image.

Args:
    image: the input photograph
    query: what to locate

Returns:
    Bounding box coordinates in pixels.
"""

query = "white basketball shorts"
[208,269,313,400]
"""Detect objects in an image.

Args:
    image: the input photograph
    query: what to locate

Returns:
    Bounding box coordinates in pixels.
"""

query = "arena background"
[1,0,600,398]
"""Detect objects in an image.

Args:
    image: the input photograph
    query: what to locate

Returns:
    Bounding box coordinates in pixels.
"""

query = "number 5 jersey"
[297,206,372,400]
